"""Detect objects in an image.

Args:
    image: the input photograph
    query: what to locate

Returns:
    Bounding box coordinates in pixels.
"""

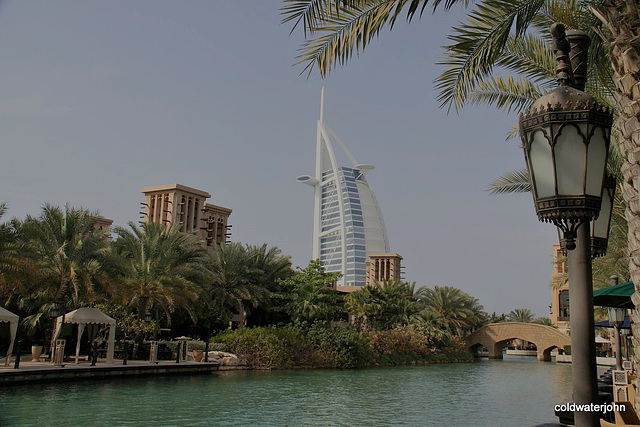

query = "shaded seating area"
[52,307,116,364]
[0,306,18,367]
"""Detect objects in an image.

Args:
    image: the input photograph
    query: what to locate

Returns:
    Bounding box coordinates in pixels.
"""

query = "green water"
[0,356,575,427]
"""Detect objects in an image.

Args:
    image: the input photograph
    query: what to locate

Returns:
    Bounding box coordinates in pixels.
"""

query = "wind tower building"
[298,89,390,290]
[140,183,232,247]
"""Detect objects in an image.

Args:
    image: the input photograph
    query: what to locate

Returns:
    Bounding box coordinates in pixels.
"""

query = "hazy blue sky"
[0,1,560,317]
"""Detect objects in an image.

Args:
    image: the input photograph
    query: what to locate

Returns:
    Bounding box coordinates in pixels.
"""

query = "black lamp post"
[520,23,613,427]
[146,305,159,341]
[50,296,69,363]
[607,306,626,371]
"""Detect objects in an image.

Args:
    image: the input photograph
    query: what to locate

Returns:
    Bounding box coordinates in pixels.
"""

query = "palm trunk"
[595,0,640,412]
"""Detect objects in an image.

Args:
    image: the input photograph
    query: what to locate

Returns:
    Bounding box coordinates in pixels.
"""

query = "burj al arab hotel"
[297,90,390,289]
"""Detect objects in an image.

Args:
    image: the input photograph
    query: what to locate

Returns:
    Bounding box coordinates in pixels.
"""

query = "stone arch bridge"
[466,322,570,361]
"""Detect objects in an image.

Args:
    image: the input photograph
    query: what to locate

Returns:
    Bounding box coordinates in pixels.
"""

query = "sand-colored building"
[365,253,403,286]
[140,183,232,246]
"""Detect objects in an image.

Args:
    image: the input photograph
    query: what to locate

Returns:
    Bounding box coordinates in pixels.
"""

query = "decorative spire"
[550,23,574,87]
[566,30,591,91]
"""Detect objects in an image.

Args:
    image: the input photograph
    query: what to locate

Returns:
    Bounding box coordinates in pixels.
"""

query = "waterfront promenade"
[0,359,220,385]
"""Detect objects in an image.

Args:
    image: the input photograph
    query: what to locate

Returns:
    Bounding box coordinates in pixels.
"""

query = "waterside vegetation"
[0,203,539,368]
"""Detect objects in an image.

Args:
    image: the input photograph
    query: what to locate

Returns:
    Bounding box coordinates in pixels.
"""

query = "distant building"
[298,90,390,290]
[365,253,403,287]
[94,217,113,232]
[140,183,232,246]
[550,243,570,333]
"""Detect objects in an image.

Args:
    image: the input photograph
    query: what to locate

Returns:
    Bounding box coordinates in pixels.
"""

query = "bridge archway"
[466,322,571,361]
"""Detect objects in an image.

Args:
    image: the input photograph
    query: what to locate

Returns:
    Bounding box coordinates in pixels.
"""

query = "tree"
[111,222,210,323]
[415,285,486,335]
[486,312,507,323]
[277,259,342,323]
[243,244,293,326]
[506,308,535,323]
[12,204,110,338]
[345,279,417,330]
[17,204,110,308]
[206,242,272,326]
[0,203,30,303]
[534,316,554,326]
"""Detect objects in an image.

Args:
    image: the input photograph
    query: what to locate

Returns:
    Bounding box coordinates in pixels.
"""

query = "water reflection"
[0,356,573,426]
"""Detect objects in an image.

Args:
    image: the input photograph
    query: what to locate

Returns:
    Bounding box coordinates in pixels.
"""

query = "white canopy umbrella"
[52,307,116,364]
[0,306,19,367]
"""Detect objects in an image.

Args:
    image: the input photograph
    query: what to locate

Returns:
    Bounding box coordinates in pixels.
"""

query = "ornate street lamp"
[591,175,616,258]
[519,23,613,427]
[607,306,626,371]
[557,175,616,257]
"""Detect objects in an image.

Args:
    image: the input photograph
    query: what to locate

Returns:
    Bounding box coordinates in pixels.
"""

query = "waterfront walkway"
[0,359,220,385]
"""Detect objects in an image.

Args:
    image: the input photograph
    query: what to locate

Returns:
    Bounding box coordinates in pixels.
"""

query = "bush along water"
[213,322,472,369]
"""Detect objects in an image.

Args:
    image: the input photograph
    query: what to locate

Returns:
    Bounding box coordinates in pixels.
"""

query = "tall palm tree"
[245,244,292,292]
[207,242,272,325]
[13,204,110,336]
[345,279,417,329]
[0,204,30,303]
[243,244,292,325]
[18,204,110,308]
[506,307,535,323]
[278,259,342,323]
[416,285,486,335]
[111,222,210,322]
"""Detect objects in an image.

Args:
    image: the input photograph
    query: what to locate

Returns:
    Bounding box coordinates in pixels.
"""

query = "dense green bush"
[306,322,372,368]
[214,323,471,369]
[215,325,316,369]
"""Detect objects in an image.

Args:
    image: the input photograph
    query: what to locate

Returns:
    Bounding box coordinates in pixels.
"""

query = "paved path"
[0,358,220,385]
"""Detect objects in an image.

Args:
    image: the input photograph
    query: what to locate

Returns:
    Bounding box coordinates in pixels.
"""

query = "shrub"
[212,324,471,369]
[214,325,315,369]
[306,323,372,368]
[365,329,434,365]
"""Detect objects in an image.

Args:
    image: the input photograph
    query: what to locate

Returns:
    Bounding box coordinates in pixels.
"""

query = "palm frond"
[281,0,336,35]
[497,33,556,84]
[284,0,475,77]
[294,0,401,77]
[468,74,544,113]
[435,0,546,112]
[487,169,531,195]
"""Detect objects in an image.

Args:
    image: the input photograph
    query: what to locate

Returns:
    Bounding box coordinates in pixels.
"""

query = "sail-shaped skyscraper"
[297,90,390,289]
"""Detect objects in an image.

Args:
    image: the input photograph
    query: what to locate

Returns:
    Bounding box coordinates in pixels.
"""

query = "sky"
[0,1,560,317]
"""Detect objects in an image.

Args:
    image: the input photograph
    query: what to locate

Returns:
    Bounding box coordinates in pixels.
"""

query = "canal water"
[0,356,576,426]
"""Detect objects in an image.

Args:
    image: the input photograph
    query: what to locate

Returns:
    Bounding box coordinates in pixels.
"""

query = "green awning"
[593,281,634,309]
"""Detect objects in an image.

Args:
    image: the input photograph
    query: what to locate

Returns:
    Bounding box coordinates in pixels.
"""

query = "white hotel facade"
[298,90,390,289]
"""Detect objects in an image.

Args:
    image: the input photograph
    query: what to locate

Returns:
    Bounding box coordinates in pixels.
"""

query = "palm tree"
[243,244,292,325]
[207,242,272,326]
[278,259,341,323]
[407,308,451,343]
[245,244,292,292]
[506,308,535,323]
[416,285,486,335]
[345,279,417,329]
[13,204,110,338]
[18,204,110,308]
[111,222,210,322]
[0,204,30,303]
